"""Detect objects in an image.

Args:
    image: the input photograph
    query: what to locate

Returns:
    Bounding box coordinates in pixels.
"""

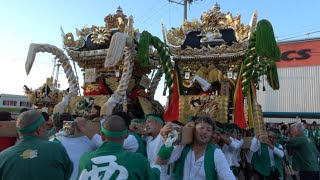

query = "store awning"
[262,112,320,124]
[263,112,320,119]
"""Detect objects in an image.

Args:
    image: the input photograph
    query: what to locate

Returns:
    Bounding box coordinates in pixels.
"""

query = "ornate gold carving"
[68,95,110,116]
[63,7,130,50]
[91,27,111,45]
[64,33,76,47]
[24,78,63,108]
[105,78,135,93]
[200,4,228,31]
[137,97,164,115]
[104,6,128,32]
[225,14,250,42]
[171,42,246,56]
[166,27,185,46]
[166,3,251,47]
[179,95,229,124]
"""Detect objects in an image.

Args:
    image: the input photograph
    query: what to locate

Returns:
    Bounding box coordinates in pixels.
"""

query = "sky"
[1,0,320,105]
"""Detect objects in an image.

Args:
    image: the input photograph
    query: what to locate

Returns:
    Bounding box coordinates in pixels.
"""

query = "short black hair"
[93,105,101,115]
[41,112,49,121]
[224,123,234,130]
[269,128,281,135]
[215,121,224,129]
[54,112,71,130]
[59,112,72,121]
[172,120,184,126]
[19,108,30,114]
[0,111,12,121]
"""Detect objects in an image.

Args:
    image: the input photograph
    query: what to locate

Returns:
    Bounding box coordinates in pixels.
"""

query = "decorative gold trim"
[91,27,111,45]
[167,3,251,54]
[179,95,229,124]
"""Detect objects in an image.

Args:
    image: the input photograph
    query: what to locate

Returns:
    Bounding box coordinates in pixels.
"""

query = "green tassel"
[137,30,174,97]
[137,31,151,67]
[158,145,174,160]
[255,19,281,62]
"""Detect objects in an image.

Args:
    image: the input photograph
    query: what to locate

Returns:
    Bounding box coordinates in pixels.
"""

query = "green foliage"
[241,20,281,96]
[255,19,281,62]
[138,31,174,97]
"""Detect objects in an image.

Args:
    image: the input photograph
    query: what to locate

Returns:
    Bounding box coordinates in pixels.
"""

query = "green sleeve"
[57,143,73,180]
[158,145,174,160]
[143,160,160,180]
[77,153,89,178]
[287,137,306,147]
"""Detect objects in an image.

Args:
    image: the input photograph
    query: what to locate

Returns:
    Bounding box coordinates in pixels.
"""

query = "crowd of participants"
[0,109,319,180]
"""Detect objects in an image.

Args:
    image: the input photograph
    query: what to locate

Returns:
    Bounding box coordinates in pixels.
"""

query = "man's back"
[53,135,96,180]
[0,136,73,180]
[288,136,320,171]
[78,141,160,180]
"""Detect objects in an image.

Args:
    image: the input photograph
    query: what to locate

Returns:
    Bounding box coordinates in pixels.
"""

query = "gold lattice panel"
[179,95,229,124]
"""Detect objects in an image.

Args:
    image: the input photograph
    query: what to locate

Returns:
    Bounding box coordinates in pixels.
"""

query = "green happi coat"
[309,129,320,146]
[130,132,147,156]
[46,127,57,139]
[78,141,160,180]
[287,136,320,171]
[251,143,284,177]
[175,143,218,180]
[0,135,73,180]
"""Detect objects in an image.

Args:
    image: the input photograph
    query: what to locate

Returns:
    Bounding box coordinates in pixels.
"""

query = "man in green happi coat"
[309,121,320,151]
[0,110,73,180]
[288,123,320,180]
[78,115,161,180]
[250,128,284,180]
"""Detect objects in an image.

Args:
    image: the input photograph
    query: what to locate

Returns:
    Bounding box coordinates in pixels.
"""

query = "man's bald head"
[103,115,127,134]
[16,110,46,138]
[17,110,42,130]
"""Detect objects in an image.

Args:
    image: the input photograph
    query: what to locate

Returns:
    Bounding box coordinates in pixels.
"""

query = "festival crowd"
[0,109,319,180]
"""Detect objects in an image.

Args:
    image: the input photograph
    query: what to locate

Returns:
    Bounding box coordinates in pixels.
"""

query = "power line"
[135,2,170,28]
[277,26,320,39]
[276,23,320,37]
[168,0,184,5]
[138,2,170,30]
[134,2,168,25]
[278,30,320,42]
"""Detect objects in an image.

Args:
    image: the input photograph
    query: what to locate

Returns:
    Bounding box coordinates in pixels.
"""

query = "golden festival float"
[24,7,169,120]
[162,3,280,135]
[1,4,281,141]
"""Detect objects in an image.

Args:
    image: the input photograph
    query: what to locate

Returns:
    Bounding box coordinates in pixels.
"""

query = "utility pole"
[183,0,187,21]
[168,0,190,22]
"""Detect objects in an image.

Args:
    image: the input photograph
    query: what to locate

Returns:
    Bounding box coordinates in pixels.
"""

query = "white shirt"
[144,134,163,164]
[250,137,284,166]
[232,138,244,167]
[168,145,236,180]
[222,137,242,167]
[91,134,138,153]
[245,150,254,163]
[144,134,174,180]
[51,135,97,180]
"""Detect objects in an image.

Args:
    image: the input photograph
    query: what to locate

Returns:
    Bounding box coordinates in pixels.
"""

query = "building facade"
[257,38,320,124]
[0,94,33,119]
